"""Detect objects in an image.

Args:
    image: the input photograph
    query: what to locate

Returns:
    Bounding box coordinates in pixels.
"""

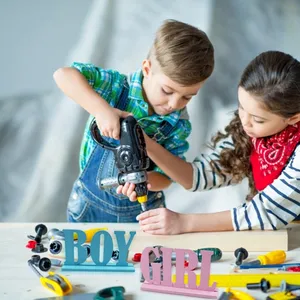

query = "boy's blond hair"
[148,19,214,85]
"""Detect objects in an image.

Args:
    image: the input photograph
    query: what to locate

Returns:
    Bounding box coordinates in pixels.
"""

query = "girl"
[117,50,300,234]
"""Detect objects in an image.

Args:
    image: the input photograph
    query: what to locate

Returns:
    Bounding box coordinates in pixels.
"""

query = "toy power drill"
[90,116,150,211]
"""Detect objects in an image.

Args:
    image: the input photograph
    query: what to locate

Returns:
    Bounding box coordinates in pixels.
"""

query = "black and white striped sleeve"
[232,144,300,231]
[188,139,237,192]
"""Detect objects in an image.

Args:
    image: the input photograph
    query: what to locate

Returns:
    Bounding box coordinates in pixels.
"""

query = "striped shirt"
[189,139,300,230]
[72,62,192,176]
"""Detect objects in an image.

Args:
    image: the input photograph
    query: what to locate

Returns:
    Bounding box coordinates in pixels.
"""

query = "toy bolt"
[30,255,52,272]
[34,224,48,244]
[49,240,63,255]
[280,280,300,292]
[32,243,47,253]
[234,247,248,266]
[112,250,119,261]
[246,278,270,293]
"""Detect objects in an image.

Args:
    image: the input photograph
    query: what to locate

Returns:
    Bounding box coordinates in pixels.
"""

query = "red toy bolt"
[132,253,142,262]
[26,240,37,249]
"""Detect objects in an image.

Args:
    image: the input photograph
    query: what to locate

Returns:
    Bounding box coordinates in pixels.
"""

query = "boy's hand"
[136,208,183,235]
[95,107,132,140]
[116,182,152,201]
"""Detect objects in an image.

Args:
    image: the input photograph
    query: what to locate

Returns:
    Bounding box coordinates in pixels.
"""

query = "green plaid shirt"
[72,62,192,177]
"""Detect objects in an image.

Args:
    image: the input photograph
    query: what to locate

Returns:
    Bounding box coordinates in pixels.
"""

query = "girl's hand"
[95,108,132,140]
[116,183,152,201]
[136,208,183,235]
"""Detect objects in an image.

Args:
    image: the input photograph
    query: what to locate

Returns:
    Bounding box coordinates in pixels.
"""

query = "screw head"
[261,278,271,293]
[234,247,249,259]
[35,224,47,235]
[49,241,62,255]
[39,257,51,272]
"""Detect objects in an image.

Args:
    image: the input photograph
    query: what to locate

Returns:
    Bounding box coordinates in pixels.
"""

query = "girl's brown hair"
[211,51,300,199]
[148,19,214,85]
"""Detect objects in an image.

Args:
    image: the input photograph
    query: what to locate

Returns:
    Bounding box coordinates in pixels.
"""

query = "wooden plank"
[128,230,288,252]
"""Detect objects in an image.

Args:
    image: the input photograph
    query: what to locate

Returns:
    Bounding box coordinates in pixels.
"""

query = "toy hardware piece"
[28,259,72,296]
[26,240,37,249]
[94,286,125,300]
[34,224,48,243]
[246,278,270,293]
[234,247,248,266]
[132,253,142,262]
[49,241,63,255]
[30,255,52,272]
[218,287,255,300]
[32,243,47,253]
[280,280,300,292]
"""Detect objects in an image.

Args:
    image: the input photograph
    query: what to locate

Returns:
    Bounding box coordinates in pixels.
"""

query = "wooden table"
[0,223,299,300]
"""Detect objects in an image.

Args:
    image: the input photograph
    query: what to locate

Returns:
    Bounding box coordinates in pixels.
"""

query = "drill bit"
[137,195,148,212]
[140,203,147,212]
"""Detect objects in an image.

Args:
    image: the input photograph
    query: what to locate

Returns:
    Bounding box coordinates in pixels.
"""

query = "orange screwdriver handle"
[257,250,286,265]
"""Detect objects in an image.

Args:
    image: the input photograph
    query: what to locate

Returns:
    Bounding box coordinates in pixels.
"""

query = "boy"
[53,19,214,222]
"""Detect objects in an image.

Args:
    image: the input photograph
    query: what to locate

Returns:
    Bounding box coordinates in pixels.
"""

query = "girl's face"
[238,87,299,138]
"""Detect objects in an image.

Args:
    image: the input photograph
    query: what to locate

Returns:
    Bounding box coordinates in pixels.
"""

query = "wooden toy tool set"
[25,224,300,299]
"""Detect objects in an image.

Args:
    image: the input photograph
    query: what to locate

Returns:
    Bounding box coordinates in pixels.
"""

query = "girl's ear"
[287,113,300,125]
[142,59,152,78]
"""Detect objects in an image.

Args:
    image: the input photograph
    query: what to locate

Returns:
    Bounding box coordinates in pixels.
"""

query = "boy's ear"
[287,113,300,125]
[142,59,152,78]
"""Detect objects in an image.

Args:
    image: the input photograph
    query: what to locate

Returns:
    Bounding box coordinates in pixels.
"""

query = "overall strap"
[152,121,175,142]
[115,77,130,111]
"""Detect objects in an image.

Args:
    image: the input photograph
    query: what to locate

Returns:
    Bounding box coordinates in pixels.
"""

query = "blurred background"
[1,0,299,222]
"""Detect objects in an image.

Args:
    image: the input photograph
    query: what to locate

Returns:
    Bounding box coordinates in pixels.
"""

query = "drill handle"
[90,118,118,152]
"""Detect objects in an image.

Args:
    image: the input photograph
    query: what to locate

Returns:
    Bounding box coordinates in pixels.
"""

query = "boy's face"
[142,59,204,115]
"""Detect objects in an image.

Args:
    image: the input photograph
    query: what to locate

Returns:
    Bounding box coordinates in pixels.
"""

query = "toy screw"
[280,280,300,292]
[30,255,52,272]
[34,224,48,244]
[234,247,248,266]
[246,278,270,293]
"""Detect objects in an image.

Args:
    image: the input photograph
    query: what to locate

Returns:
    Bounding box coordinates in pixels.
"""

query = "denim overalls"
[67,78,175,223]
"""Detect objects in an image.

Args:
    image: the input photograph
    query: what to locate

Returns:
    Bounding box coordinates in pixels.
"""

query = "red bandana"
[250,122,300,191]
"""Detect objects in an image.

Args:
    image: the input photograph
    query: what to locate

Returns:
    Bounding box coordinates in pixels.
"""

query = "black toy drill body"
[90,116,150,211]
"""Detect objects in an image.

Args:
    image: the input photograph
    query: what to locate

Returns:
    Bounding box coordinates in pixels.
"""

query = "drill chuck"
[99,171,148,190]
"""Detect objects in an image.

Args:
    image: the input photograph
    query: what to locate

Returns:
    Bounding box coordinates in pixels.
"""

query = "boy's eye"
[183,96,191,101]
[161,88,172,95]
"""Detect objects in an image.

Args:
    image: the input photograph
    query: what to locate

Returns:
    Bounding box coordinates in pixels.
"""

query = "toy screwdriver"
[242,250,286,266]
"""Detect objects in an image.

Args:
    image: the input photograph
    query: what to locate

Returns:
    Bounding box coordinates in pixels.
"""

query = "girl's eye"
[253,118,265,124]
[161,88,172,95]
